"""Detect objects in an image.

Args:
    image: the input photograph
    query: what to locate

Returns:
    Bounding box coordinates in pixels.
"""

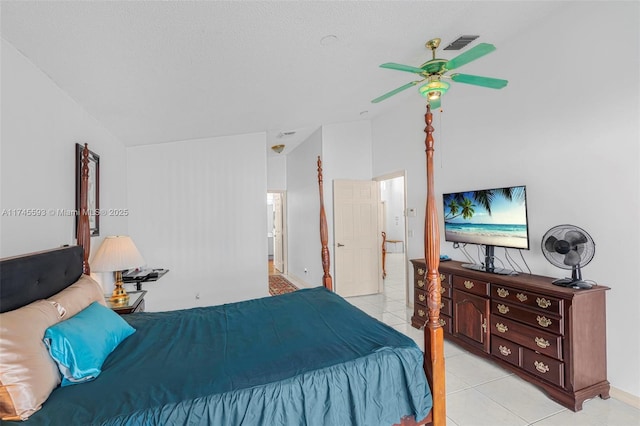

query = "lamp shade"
[91,236,145,272]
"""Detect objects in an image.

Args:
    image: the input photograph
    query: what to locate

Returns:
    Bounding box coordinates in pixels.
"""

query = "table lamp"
[91,235,145,305]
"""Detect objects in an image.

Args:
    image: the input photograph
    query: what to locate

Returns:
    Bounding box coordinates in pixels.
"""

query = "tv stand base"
[461,263,517,276]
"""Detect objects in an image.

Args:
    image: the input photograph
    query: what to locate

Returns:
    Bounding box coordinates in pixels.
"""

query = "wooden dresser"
[410,259,610,411]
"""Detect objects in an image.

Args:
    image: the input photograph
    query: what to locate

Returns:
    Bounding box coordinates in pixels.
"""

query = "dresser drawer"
[492,285,562,315]
[417,281,451,297]
[491,335,521,367]
[415,305,429,321]
[439,272,450,286]
[490,314,562,360]
[491,301,563,334]
[453,275,489,296]
[439,313,452,335]
[415,288,428,306]
[439,272,452,297]
[441,297,452,316]
[416,288,451,314]
[522,348,564,387]
[439,283,452,298]
[413,307,451,333]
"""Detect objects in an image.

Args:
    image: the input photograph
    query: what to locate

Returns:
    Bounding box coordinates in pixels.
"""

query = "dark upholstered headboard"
[0,246,84,313]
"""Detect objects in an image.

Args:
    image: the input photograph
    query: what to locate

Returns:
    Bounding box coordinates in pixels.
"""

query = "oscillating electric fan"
[541,225,596,289]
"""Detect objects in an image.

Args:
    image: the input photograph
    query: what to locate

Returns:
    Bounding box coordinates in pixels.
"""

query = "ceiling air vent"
[277,131,296,138]
[443,35,479,51]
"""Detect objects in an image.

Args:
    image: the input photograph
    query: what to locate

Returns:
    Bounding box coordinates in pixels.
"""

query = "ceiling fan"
[371,38,508,108]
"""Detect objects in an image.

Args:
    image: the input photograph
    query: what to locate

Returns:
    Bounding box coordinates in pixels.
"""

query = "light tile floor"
[345,253,640,426]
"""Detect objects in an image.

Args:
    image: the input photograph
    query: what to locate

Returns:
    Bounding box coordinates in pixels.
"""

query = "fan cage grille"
[541,225,595,270]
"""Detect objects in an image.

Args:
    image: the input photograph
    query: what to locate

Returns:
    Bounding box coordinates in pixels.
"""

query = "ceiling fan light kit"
[419,79,450,101]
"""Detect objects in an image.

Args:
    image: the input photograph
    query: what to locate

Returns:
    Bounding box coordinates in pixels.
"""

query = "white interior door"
[333,180,382,297]
[273,193,284,272]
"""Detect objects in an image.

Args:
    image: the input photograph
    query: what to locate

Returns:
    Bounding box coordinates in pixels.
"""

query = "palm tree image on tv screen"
[442,185,529,250]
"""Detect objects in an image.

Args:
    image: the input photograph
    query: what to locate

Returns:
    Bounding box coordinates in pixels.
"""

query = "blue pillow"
[43,302,135,386]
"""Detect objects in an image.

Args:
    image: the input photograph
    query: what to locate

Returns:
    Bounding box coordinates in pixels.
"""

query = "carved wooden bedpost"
[423,104,445,425]
[317,156,333,291]
[77,143,91,275]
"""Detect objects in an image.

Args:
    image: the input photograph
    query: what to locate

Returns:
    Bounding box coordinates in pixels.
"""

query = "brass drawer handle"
[418,268,425,275]
[537,297,552,309]
[534,360,550,374]
[418,280,425,288]
[497,304,510,314]
[418,309,426,317]
[535,337,550,349]
[495,323,508,333]
[439,287,446,294]
[498,345,511,356]
[439,273,446,282]
[418,294,426,302]
[496,288,509,298]
[439,318,446,327]
[464,280,474,289]
[516,293,528,302]
[537,316,552,328]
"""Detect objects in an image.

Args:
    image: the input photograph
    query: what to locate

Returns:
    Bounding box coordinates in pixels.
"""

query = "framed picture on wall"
[75,143,100,237]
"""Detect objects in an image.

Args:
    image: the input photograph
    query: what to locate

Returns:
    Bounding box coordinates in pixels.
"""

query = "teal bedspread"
[21,287,432,425]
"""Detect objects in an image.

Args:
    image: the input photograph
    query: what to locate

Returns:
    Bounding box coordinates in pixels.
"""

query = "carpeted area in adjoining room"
[269,275,299,296]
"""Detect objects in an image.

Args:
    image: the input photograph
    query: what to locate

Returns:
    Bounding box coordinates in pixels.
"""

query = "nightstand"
[107,290,147,315]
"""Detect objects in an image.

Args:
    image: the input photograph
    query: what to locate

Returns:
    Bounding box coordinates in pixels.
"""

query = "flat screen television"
[442,185,529,275]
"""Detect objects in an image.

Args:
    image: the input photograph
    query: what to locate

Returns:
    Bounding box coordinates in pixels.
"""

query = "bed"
[0,104,446,425]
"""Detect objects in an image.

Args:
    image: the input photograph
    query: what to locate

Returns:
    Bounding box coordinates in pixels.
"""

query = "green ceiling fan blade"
[445,43,496,71]
[371,82,417,103]
[429,97,441,109]
[451,73,508,89]
[380,63,426,74]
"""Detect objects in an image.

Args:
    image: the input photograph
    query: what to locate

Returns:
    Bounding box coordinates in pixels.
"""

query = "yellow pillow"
[0,300,61,420]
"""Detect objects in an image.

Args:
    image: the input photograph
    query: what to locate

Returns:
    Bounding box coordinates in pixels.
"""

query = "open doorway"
[267,191,286,276]
[375,173,408,305]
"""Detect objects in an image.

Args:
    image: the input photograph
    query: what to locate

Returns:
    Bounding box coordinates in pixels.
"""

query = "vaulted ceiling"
[1,1,563,154]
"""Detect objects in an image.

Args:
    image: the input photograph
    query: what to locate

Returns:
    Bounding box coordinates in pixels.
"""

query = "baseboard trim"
[283,273,312,289]
[611,386,640,409]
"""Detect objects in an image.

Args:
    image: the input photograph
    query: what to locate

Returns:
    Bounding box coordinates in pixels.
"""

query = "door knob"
[337,243,345,247]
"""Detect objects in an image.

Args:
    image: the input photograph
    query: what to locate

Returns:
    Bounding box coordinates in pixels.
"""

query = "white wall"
[322,120,374,292]
[267,155,286,190]
[126,133,268,311]
[372,94,432,308]
[286,127,323,286]
[372,2,639,399]
[286,121,374,289]
[0,39,128,259]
